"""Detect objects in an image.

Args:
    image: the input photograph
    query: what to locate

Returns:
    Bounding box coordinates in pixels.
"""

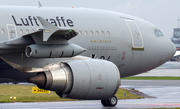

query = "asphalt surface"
[0,80,180,109]
[135,61,180,77]
[1,62,180,109]
[1,99,180,109]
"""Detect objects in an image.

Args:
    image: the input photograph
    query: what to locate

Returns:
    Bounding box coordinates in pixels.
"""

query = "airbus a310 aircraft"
[0,3,176,107]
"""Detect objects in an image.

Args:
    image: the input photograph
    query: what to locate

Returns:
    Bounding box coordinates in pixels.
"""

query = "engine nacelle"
[25,44,85,58]
[28,59,120,100]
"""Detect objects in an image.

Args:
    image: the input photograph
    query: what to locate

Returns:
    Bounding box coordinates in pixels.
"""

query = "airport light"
[13,97,16,100]
[10,96,16,102]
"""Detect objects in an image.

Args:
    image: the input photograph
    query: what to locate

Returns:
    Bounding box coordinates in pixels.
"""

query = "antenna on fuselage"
[38,1,42,8]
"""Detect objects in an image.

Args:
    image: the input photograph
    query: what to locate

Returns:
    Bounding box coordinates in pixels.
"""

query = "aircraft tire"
[101,96,117,107]
[101,99,109,107]
[108,95,118,107]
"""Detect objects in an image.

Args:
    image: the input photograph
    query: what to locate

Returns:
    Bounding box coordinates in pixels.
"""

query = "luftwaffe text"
[12,15,74,27]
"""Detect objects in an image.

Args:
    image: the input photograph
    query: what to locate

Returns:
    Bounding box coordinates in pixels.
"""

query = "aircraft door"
[6,24,17,39]
[125,20,144,50]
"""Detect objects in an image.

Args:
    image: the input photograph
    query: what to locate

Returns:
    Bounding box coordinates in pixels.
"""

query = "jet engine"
[25,43,85,58]
[28,59,120,100]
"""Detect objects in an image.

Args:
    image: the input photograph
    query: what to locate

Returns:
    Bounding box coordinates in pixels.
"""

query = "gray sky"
[1,0,180,38]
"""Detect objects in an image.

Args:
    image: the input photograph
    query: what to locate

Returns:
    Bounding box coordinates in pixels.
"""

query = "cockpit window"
[154,29,159,37]
[158,30,163,36]
[154,29,164,37]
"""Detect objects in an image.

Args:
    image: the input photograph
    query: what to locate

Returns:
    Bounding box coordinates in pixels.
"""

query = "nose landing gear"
[101,95,118,107]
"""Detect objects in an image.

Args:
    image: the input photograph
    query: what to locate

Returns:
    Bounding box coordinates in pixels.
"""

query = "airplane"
[0,2,176,107]
[170,51,180,61]
[174,51,180,57]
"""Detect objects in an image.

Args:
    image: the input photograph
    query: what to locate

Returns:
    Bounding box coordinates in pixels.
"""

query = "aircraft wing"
[0,16,78,51]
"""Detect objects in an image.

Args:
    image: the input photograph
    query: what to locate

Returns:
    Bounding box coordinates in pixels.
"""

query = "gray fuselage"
[0,6,176,79]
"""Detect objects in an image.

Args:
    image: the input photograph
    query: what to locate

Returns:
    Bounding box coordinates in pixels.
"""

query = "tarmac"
[135,61,180,77]
[1,61,180,109]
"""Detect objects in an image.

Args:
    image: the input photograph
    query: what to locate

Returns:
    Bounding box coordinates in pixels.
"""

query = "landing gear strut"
[101,95,117,107]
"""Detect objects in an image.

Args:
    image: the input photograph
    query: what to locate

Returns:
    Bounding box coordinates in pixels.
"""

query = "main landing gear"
[101,95,118,107]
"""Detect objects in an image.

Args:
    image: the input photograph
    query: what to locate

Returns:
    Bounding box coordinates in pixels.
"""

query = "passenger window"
[78,30,82,35]
[96,31,99,35]
[101,31,105,35]
[26,29,29,34]
[107,31,110,36]
[84,30,88,35]
[90,30,93,35]
[20,29,23,34]
[1,29,5,34]
[32,29,35,33]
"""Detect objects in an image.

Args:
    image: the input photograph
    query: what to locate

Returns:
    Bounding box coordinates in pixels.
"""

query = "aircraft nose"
[159,38,176,62]
[155,37,176,66]
[170,40,176,57]
[167,39,176,58]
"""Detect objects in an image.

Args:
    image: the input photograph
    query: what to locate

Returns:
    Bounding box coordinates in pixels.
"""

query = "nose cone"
[170,41,176,57]
[159,38,176,63]
[166,38,176,58]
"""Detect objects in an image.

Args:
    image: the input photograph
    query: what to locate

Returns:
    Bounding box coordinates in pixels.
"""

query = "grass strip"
[122,76,180,80]
[116,88,142,99]
[0,84,141,103]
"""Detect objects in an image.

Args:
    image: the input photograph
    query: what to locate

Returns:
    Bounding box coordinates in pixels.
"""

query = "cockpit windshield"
[154,29,164,37]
